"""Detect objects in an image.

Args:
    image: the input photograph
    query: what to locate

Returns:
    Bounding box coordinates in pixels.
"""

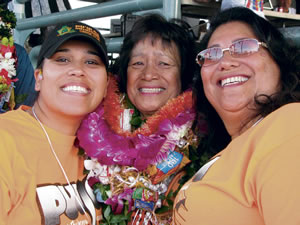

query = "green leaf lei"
[123,94,145,130]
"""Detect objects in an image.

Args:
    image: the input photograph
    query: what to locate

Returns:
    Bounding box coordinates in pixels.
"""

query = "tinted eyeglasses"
[196,38,268,67]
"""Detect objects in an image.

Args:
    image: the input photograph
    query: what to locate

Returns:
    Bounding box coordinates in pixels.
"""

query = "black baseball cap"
[36,21,108,68]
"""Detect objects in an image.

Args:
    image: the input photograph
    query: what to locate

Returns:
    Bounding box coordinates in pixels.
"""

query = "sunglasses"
[196,38,268,67]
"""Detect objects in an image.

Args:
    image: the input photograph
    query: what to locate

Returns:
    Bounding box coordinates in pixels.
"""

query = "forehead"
[131,36,179,55]
[208,21,257,46]
[57,38,97,51]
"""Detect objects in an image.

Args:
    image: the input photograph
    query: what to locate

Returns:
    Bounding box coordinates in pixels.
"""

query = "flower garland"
[77,77,208,224]
[78,77,196,170]
[0,5,18,112]
[103,77,195,137]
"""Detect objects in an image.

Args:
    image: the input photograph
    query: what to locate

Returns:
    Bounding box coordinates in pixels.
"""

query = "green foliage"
[99,204,132,225]
[77,146,86,157]
[123,94,145,129]
[0,7,16,39]
[94,183,132,225]
[15,94,28,105]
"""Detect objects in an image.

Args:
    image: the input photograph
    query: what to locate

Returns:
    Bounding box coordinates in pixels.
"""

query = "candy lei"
[77,77,199,224]
[0,6,18,112]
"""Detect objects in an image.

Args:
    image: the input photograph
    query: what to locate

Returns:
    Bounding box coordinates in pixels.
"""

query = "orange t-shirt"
[173,103,300,225]
[0,107,101,225]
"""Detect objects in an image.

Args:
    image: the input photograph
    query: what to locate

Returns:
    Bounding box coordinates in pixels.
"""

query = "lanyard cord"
[32,106,89,219]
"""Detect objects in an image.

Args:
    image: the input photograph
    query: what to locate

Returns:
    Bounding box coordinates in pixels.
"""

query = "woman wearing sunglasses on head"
[173,6,300,225]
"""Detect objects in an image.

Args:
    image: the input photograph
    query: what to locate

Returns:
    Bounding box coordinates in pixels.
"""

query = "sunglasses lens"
[232,39,259,57]
[198,47,222,66]
[196,39,264,67]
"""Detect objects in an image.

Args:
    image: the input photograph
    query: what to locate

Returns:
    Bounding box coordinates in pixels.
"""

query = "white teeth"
[139,88,164,93]
[221,76,249,87]
[62,86,88,94]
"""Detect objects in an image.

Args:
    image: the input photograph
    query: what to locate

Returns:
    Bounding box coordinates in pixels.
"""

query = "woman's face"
[200,21,281,123]
[127,37,181,118]
[35,39,107,119]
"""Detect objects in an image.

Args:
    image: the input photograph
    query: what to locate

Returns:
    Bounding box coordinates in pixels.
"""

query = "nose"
[142,63,159,80]
[67,63,85,77]
[218,50,240,71]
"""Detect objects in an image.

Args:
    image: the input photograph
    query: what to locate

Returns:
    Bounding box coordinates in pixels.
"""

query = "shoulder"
[0,107,26,121]
[248,103,300,164]
[271,103,300,117]
[0,107,33,134]
[0,108,36,166]
[260,103,300,132]
[225,103,300,168]
[0,110,22,143]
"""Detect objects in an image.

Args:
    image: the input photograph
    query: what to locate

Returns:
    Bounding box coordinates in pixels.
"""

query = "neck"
[31,103,82,136]
[223,115,262,140]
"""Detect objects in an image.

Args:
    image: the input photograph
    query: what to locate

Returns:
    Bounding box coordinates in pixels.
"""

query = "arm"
[255,135,300,225]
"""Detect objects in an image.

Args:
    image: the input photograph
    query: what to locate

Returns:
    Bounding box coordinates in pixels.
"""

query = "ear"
[34,69,43,91]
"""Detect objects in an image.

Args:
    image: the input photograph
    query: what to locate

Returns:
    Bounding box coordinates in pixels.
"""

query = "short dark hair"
[194,7,300,149]
[116,13,198,93]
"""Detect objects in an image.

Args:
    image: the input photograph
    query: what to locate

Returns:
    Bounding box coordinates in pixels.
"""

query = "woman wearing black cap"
[0,21,108,225]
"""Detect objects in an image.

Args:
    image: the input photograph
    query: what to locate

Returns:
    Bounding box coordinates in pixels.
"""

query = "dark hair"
[194,7,300,149]
[116,13,198,93]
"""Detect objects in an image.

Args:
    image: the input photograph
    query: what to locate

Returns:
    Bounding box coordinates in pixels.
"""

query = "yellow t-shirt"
[0,106,100,225]
[173,103,300,225]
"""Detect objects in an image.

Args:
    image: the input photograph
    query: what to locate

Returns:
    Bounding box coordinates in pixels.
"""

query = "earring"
[38,71,43,80]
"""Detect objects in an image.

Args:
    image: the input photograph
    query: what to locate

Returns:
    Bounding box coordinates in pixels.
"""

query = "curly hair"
[194,7,300,150]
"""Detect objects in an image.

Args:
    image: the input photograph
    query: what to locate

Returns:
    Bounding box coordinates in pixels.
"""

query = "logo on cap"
[57,26,76,36]
[75,25,100,41]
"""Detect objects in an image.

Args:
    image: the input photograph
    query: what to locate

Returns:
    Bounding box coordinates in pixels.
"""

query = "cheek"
[166,67,181,92]
[200,68,211,88]
[170,74,182,96]
[267,66,281,93]
[200,69,215,101]
[127,69,139,89]
[257,55,281,93]
[126,75,138,102]
[92,71,108,95]
[97,79,108,95]
[126,77,134,93]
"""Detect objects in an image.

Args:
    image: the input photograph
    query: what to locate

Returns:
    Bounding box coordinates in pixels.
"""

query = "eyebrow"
[87,50,100,57]
[131,51,174,58]
[130,52,143,58]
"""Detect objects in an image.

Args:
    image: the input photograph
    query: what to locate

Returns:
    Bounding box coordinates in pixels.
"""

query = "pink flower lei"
[76,77,206,224]
[77,77,196,171]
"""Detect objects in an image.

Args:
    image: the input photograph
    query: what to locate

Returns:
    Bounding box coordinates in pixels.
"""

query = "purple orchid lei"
[77,104,195,171]
[77,94,197,224]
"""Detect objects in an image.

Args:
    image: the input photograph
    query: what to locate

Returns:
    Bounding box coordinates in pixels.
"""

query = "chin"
[62,108,90,117]
[139,106,160,116]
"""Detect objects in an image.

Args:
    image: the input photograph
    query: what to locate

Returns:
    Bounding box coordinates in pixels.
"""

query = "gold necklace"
[32,106,89,219]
